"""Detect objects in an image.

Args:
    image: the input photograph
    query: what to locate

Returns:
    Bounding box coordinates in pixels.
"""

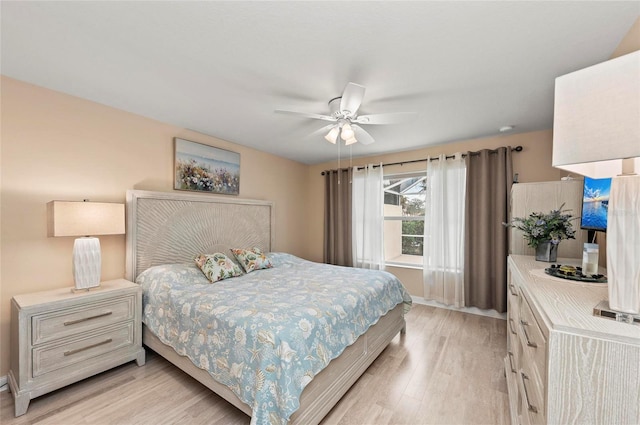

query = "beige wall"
[611,16,639,59]
[305,129,562,297]
[0,77,309,376]
[1,78,558,376]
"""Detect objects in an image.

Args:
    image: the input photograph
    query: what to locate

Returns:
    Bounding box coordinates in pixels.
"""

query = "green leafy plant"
[505,204,578,248]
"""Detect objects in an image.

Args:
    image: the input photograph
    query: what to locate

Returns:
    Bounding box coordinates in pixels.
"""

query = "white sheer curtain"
[352,163,385,270]
[423,153,467,307]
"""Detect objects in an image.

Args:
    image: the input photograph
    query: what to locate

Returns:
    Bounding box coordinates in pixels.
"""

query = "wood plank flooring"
[0,304,509,425]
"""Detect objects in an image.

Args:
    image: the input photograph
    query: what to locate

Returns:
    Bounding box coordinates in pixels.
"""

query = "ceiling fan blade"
[352,125,375,145]
[340,83,366,116]
[354,112,417,125]
[275,109,336,122]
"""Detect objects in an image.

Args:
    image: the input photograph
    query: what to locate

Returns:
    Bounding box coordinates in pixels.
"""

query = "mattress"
[136,252,411,425]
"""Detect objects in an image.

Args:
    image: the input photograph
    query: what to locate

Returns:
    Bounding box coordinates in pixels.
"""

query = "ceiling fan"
[275,82,417,146]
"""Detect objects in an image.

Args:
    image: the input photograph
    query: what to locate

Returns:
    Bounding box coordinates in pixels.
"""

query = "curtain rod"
[320,145,523,175]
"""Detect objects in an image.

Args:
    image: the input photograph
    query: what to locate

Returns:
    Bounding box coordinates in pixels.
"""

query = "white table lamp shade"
[47,201,125,237]
[552,51,640,178]
[47,201,125,290]
[552,50,640,315]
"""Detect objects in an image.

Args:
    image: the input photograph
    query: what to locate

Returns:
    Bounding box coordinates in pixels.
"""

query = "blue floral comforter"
[137,253,412,425]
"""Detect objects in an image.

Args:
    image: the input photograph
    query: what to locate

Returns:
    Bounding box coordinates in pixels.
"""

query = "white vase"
[72,237,101,290]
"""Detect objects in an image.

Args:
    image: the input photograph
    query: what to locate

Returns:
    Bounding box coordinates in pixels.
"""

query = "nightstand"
[8,279,145,417]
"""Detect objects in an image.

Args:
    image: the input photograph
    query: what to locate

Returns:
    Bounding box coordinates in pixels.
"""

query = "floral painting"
[174,138,240,195]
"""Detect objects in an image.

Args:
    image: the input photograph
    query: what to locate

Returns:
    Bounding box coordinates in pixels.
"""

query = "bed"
[125,189,411,425]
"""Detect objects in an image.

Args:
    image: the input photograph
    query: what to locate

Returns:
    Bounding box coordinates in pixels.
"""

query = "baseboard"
[411,296,506,320]
[0,375,7,392]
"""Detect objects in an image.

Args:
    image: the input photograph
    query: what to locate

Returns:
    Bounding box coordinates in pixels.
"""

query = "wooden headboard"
[125,190,274,281]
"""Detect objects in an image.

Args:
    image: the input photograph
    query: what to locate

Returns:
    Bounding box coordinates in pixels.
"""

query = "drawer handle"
[520,372,539,414]
[509,284,518,296]
[64,311,112,326]
[507,351,517,373]
[508,318,518,335]
[64,338,113,356]
[520,319,538,348]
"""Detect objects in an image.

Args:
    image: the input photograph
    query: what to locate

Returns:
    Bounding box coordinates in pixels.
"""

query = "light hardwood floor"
[0,304,509,425]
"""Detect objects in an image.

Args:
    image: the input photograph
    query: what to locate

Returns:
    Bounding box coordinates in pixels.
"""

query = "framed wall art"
[174,138,240,195]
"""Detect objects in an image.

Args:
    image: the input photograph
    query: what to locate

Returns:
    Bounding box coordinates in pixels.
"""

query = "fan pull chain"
[337,140,341,184]
[349,145,353,183]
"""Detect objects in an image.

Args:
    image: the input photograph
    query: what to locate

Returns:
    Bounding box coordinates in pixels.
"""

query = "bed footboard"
[143,303,405,425]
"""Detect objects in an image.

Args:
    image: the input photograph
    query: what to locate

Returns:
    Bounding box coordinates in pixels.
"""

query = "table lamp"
[553,50,640,320]
[47,200,125,291]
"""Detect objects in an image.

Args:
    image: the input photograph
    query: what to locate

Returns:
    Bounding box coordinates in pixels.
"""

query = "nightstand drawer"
[32,322,134,377]
[32,295,135,345]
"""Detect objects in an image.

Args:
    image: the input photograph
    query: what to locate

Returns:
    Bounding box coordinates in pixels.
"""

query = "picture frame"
[174,138,240,195]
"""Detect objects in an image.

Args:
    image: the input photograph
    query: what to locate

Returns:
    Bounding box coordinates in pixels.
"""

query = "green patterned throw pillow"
[194,253,244,283]
[231,247,273,273]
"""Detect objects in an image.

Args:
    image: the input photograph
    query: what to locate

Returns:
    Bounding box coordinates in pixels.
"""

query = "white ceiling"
[2,2,638,165]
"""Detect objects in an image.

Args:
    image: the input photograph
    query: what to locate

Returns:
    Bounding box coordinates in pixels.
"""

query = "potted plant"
[505,205,578,261]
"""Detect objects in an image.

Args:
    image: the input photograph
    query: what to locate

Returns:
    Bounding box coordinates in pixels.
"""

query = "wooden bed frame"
[125,190,406,425]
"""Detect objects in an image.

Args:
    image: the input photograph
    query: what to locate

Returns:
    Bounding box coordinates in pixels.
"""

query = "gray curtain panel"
[324,168,353,266]
[464,147,513,313]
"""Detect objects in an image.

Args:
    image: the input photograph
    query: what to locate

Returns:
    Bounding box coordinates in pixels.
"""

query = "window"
[383,171,426,267]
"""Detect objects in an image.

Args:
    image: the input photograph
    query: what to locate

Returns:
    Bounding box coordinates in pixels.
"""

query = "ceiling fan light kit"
[324,126,340,144]
[275,82,417,146]
[340,123,355,140]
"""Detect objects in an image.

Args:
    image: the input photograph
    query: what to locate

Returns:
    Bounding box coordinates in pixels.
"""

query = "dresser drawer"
[32,295,135,345]
[507,307,520,340]
[519,367,545,425]
[32,322,134,377]
[519,296,547,386]
[508,279,520,313]
[507,314,521,371]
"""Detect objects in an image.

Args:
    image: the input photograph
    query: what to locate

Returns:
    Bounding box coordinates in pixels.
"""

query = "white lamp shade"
[552,51,640,179]
[340,123,355,141]
[324,126,340,144]
[345,137,358,146]
[47,201,125,237]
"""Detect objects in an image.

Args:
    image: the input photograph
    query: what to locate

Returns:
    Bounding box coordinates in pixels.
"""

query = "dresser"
[505,255,640,425]
[8,279,145,417]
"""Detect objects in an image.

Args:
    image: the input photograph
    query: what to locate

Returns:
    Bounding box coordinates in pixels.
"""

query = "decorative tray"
[544,264,607,284]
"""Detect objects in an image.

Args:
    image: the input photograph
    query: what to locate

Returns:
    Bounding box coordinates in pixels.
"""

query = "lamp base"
[593,300,640,325]
[70,286,101,294]
[607,175,640,315]
[72,237,101,290]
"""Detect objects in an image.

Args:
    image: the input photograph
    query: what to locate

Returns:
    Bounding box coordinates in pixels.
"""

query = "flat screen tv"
[581,176,612,232]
